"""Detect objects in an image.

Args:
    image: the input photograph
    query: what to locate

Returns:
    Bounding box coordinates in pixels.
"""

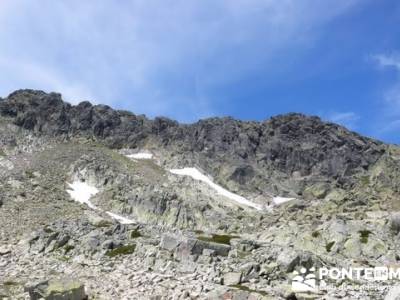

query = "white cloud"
[0,57,95,103]
[370,51,400,140]
[384,83,400,112]
[326,111,359,129]
[372,53,400,70]
[0,0,362,120]
[372,52,400,113]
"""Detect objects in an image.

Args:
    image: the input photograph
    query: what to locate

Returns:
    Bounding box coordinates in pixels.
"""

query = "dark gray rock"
[390,213,400,234]
[0,89,386,197]
[194,239,231,257]
[239,262,260,282]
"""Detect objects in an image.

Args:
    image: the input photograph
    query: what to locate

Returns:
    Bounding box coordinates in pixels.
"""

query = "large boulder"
[159,234,231,259]
[276,249,301,273]
[223,272,242,286]
[25,278,87,300]
[276,249,313,273]
[160,234,181,251]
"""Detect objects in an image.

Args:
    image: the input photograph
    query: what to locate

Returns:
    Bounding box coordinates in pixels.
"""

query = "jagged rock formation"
[0,89,386,197]
[1,89,400,300]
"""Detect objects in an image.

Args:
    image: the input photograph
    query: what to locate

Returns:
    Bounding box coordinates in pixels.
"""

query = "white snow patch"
[273,196,296,206]
[106,212,135,224]
[126,153,153,160]
[66,181,99,209]
[66,181,135,225]
[169,168,263,211]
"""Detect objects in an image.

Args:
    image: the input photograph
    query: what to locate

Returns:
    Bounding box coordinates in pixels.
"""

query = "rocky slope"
[1,89,400,299]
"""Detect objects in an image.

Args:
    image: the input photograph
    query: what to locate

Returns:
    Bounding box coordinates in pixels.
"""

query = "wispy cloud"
[372,53,400,107]
[0,57,95,104]
[0,0,361,121]
[371,52,400,140]
[372,53,400,69]
[326,111,360,129]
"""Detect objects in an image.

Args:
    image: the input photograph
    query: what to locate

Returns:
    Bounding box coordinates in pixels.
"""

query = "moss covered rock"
[25,278,87,300]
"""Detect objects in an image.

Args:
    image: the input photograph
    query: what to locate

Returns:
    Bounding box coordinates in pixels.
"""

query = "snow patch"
[66,181,99,209]
[169,168,263,210]
[126,153,153,160]
[106,211,135,224]
[273,196,296,206]
[66,181,135,224]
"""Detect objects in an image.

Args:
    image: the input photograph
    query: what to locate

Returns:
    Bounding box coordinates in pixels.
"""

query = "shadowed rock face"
[0,89,385,195]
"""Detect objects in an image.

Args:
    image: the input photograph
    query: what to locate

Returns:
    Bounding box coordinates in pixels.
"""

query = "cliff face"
[0,89,385,197]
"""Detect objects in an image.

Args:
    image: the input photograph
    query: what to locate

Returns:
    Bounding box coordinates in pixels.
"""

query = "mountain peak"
[0,89,386,196]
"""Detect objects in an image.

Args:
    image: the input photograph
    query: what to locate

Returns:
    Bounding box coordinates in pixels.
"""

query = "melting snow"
[66,181,135,224]
[106,211,135,224]
[66,181,99,209]
[126,153,153,160]
[273,196,296,206]
[169,168,263,211]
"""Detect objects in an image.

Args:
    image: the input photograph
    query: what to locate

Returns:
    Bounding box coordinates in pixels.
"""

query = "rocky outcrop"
[0,89,386,197]
[160,234,231,258]
[25,278,86,300]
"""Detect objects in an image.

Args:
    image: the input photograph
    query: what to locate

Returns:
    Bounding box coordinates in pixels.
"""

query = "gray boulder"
[25,278,87,300]
[160,234,231,258]
[160,234,181,251]
[223,272,242,286]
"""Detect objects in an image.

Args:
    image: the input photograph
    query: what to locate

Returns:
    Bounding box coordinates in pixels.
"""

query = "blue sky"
[0,1,400,143]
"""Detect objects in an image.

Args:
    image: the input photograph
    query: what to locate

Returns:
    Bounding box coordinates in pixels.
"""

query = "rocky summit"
[1,89,400,299]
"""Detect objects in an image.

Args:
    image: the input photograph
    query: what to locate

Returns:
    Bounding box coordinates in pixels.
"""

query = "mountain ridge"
[0,89,383,142]
[0,89,385,197]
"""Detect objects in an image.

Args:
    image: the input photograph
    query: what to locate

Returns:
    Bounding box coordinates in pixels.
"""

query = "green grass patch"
[359,230,372,244]
[326,241,335,252]
[43,226,54,234]
[106,244,136,257]
[3,281,18,286]
[130,230,142,239]
[108,149,135,167]
[230,285,268,296]
[64,244,75,254]
[25,169,35,179]
[94,221,112,228]
[57,256,70,262]
[197,234,239,245]
[312,231,320,238]
[360,176,370,186]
